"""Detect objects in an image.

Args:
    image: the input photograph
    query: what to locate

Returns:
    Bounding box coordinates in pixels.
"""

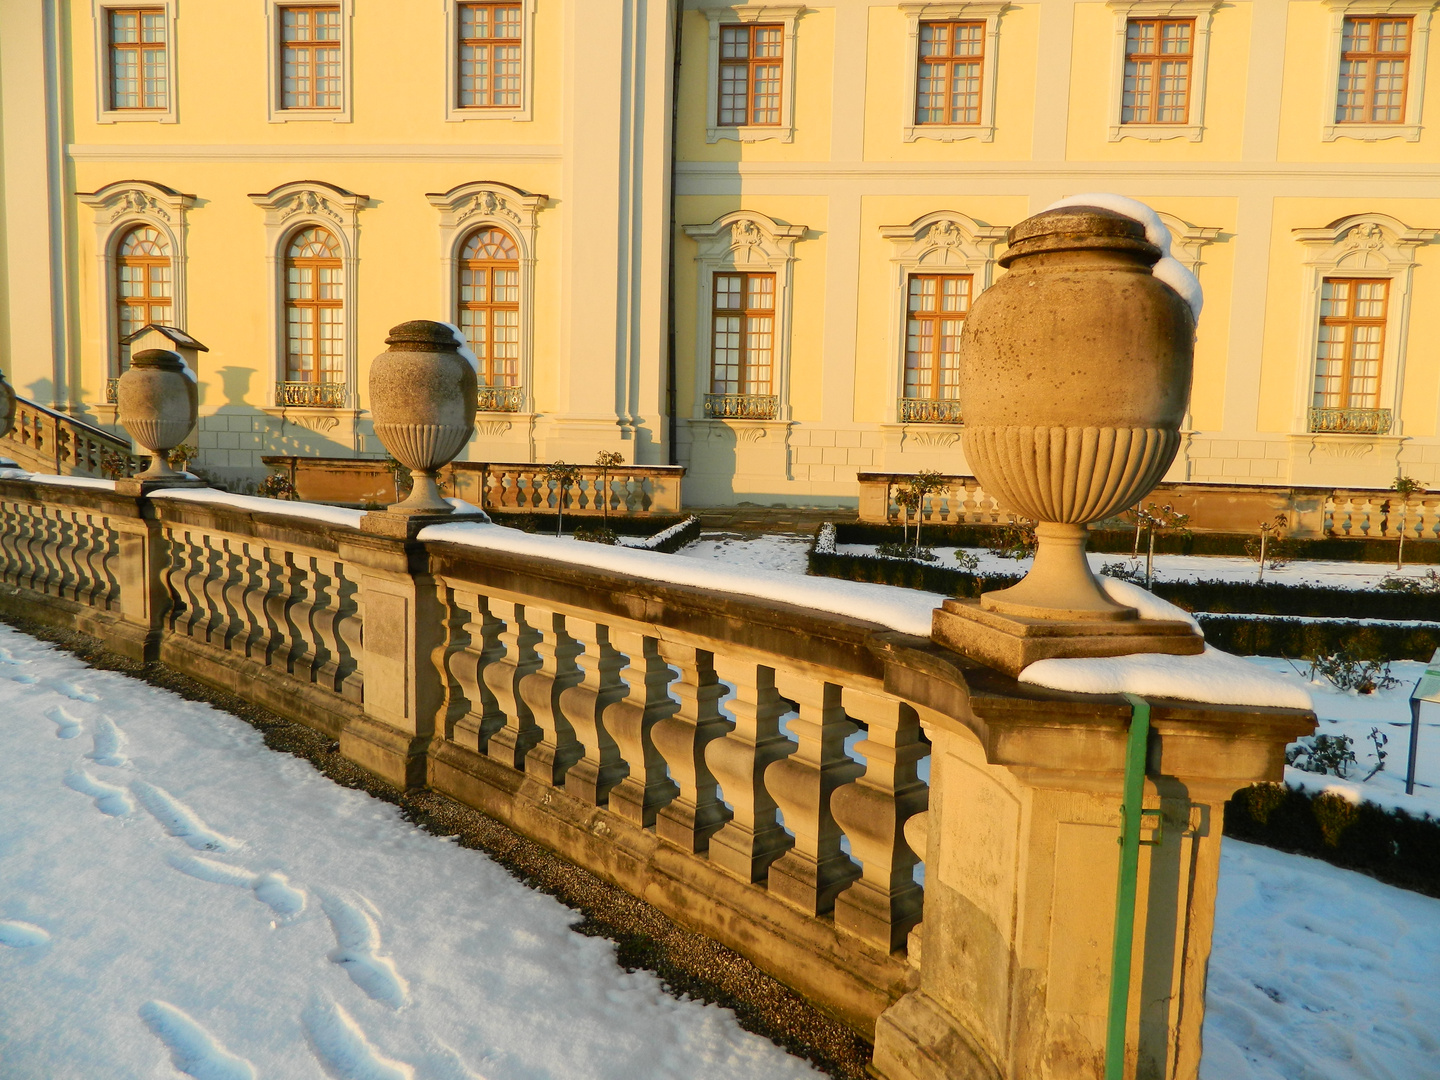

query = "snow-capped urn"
[957,204,1195,624]
[117,348,199,482]
[369,320,477,514]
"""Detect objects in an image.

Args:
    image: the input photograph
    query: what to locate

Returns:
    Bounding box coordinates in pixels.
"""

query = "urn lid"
[999,207,1161,268]
[129,348,187,372]
[384,320,461,352]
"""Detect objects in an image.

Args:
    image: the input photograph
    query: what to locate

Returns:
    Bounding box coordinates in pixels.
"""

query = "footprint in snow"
[0,646,24,665]
[53,681,99,702]
[0,920,50,948]
[85,715,128,766]
[139,1000,256,1080]
[46,705,83,739]
[166,853,306,921]
[318,891,409,1009]
[131,781,240,852]
[7,672,38,685]
[65,768,134,816]
[302,996,413,1080]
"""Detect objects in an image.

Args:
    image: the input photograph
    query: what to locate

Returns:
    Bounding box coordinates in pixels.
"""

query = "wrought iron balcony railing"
[898,396,964,424]
[704,393,779,420]
[105,378,119,404]
[1308,407,1393,436]
[477,384,524,413]
[276,381,347,408]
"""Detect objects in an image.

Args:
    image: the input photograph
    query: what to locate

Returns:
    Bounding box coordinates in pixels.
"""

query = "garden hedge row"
[488,511,689,539]
[835,521,1440,565]
[1226,783,1440,899]
[1196,617,1440,663]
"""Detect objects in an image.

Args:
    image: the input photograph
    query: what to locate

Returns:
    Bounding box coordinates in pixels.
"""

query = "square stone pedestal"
[113,475,207,496]
[932,598,1203,677]
[360,509,489,540]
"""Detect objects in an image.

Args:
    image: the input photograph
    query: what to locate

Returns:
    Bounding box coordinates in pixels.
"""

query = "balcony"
[477,384,524,413]
[105,378,119,404]
[704,393,779,420]
[1308,407,1393,436]
[276,381,346,409]
[898,396,963,424]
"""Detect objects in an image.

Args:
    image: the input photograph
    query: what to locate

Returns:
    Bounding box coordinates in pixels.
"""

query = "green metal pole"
[1105,693,1151,1080]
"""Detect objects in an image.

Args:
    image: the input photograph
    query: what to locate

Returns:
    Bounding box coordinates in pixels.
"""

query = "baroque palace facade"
[1,0,1438,506]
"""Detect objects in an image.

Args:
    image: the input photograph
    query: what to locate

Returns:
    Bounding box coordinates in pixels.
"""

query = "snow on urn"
[117,348,199,481]
[369,320,477,514]
[934,203,1205,673]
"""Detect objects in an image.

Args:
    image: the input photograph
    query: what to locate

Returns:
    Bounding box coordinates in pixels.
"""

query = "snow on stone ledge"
[148,488,365,529]
[418,520,943,637]
[0,470,119,491]
[1043,192,1203,320]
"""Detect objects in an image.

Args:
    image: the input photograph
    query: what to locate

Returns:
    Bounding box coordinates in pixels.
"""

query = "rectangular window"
[1313,278,1388,410]
[718,24,783,127]
[1122,17,1193,124]
[915,21,984,125]
[904,275,971,401]
[108,8,168,110]
[458,2,523,108]
[1337,16,1411,124]
[281,5,343,110]
[711,273,776,395]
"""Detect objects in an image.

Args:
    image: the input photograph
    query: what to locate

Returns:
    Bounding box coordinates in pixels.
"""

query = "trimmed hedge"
[487,511,689,539]
[1197,616,1440,663]
[835,520,1440,565]
[1226,783,1440,899]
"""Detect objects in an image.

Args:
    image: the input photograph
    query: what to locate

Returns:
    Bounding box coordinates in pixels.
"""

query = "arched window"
[284,226,344,386]
[116,225,172,369]
[458,227,519,388]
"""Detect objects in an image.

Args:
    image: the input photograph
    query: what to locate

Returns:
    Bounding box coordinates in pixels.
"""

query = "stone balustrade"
[859,469,1440,543]
[0,474,1313,1080]
[444,460,685,516]
[1,397,144,478]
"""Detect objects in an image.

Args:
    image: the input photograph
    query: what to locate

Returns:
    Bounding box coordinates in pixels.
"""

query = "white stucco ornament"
[1044,193,1204,320]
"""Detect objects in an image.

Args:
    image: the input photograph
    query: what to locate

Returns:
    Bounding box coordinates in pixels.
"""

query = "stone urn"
[117,348,199,481]
[369,320,477,514]
[957,205,1195,623]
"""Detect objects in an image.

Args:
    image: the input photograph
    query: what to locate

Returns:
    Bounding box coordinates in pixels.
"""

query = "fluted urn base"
[982,522,1133,621]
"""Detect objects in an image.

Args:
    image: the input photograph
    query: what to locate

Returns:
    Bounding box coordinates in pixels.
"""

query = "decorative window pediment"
[1290,213,1438,438]
[79,180,197,391]
[1154,211,1222,274]
[1105,0,1222,142]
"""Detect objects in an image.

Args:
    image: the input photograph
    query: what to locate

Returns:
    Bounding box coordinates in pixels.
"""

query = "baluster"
[72,514,99,607]
[198,535,229,644]
[234,542,266,658]
[306,556,339,684]
[283,555,318,679]
[445,590,503,751]
[482,597,542,768]
[0,502,19,582]
[764,674,863,914]
[653,643,733,853]
[603,629,679,828]
[519,609,585,784]
[261,552,295,665]
[52,511,80,599]
[831,690,928,952]
[558,618,629,804]
[333,567,363,703]
[705,659,795,883]
[180,532,212,638]
[36,508,62,595]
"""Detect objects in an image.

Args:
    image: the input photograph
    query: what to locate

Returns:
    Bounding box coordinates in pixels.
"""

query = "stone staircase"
[1,396,143,478]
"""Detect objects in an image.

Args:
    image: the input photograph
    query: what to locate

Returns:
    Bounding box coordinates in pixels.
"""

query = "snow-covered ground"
[0,626,822,1080]
[835,541,1440,592]
[3,625,1438,1080]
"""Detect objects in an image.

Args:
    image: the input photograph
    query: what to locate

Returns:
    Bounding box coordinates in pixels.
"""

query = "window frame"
[283,226,346,387]
[92,1,179,125]
[1311,277,1391,412]
[1321,1,1434,142]
[1291,214,1440,441]
[902,273,972,406]
[1104,1,1219,143]
[457,227,523,390]
[248,181,366,414]
[703,5,803,143]
[899,3,1007,144]
[115,224,175,371]
[1120,16,1196,126]
[79,180,195,400]
[444,0,536,122]
[265,0,353,123]
[709,271,778,397]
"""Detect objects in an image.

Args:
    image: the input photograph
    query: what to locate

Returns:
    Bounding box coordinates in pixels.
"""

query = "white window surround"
[426,180,548,413]
[702,5,805,143]
[247,180,367,411]
[443,0,536,122]
[78,180,195,388]
[265,0,354,124]
[1319,0,1436,143]
[879,212,1006,425]
[1289,213,1438,439]
[1154,211,1220,430]
[899,3,1009,143]
[681,211,807,421]
[92,0,180,124]
[1104,0,1221,143]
